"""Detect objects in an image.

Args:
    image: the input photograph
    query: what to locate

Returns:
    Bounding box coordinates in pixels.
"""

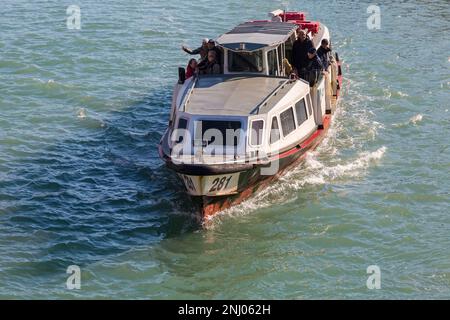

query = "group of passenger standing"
[182,38,222,79]
[292,29,333,79]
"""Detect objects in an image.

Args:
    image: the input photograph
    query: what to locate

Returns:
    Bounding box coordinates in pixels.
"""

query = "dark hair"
[321,38,329,45]
[188,58,197,66]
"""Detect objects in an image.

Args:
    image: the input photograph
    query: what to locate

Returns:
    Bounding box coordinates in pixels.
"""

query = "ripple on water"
[0,0,449,299]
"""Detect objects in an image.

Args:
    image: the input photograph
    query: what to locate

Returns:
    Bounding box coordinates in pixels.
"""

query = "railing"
[250,78,291,115]
[180,75,198,112]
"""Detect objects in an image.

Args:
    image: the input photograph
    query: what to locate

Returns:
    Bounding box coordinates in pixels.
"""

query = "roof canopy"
[216,21,297,52]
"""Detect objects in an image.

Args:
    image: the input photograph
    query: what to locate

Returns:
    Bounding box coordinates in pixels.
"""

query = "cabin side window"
[267,49,278,76]
[280,107,296,137]
[176,118,188,143]
[278,44,284,76]
[228,50,263,73]
[284,35,295,68]
[270,117,280,144]
[306,93,313,116]
[250,120,264,146]
[295,98,308,126]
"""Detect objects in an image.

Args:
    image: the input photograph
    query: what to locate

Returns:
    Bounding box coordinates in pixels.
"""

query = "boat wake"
[206,146,386,228]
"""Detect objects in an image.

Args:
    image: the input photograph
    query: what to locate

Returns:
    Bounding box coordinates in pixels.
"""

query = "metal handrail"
[250,78,291,115]
[181,75,199,112]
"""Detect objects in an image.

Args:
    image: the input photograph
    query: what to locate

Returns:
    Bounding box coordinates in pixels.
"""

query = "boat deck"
[185,75,287,116]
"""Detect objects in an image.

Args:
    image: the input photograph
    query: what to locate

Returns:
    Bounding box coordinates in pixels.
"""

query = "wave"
[206,146,387,228]
[392,114,423,127]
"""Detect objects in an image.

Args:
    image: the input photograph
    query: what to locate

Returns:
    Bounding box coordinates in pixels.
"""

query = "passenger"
[182,38,209,61]
[317,39,332,70]
[207,39,221,56]
[186,58,198,79]
[292,29,313,74]
[317,39,334,108]
[305,48,324,72]
[199,50,221,75]
[207,39,223,67]
[300,47,324,86]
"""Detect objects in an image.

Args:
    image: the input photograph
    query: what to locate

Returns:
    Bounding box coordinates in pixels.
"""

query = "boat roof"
[184,76,288,116]
[216,21,297,51]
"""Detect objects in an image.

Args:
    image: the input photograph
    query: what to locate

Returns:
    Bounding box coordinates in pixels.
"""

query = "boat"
[158,9,343,224]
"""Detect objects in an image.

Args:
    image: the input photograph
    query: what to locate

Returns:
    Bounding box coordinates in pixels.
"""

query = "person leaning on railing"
[300,47,325,87]
[317,38,335,104]
[186,58,198,79]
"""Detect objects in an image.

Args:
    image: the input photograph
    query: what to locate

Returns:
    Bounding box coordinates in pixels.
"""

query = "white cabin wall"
[310,79,326,126]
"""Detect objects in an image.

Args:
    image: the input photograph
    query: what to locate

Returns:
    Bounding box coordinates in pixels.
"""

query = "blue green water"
[0,0,449,299]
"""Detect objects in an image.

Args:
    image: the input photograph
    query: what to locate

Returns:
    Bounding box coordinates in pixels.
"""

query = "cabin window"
[267,49,278,76]
[178,118,188,129]
[195,120,242,147]
[175,118,188,143]
[250,120,264,146]
[306,93,313,115]
[270,117,280,144]
[284,36,294,67]
[295,98,308,126]
[280,107,296,137]
[278,44,284,75]
[228,50,263,73]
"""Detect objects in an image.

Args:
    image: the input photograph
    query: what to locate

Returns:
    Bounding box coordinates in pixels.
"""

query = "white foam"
[409,114,423,124]
[205,146,387,228]
[392,114,423,127]
[77,108,87,119]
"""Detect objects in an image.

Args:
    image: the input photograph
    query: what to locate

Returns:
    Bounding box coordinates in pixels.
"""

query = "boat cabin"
[216,21,298,77]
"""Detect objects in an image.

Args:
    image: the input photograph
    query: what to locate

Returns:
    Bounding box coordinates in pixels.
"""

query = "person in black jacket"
[305,47,324,71]
[292,29,313,73]
[199,50,221,75]
[317,38,332,70]
[206,39,223,68]
[300,47,324,86]
[182,38,209,61]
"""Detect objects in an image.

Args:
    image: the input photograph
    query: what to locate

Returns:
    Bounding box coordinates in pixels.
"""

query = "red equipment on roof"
[279,11,306,21]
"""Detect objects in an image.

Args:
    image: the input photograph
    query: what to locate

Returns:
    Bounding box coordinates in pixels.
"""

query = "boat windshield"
[228,50,263,73]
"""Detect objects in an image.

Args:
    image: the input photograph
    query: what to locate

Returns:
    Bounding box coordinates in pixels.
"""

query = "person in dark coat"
[206,39,223,68]
[182,38,209,61]
[305,47,324,71]
[300,47,324,86]
[317,38,332,70]
[292,29,313,73]
[199,50,221,75]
